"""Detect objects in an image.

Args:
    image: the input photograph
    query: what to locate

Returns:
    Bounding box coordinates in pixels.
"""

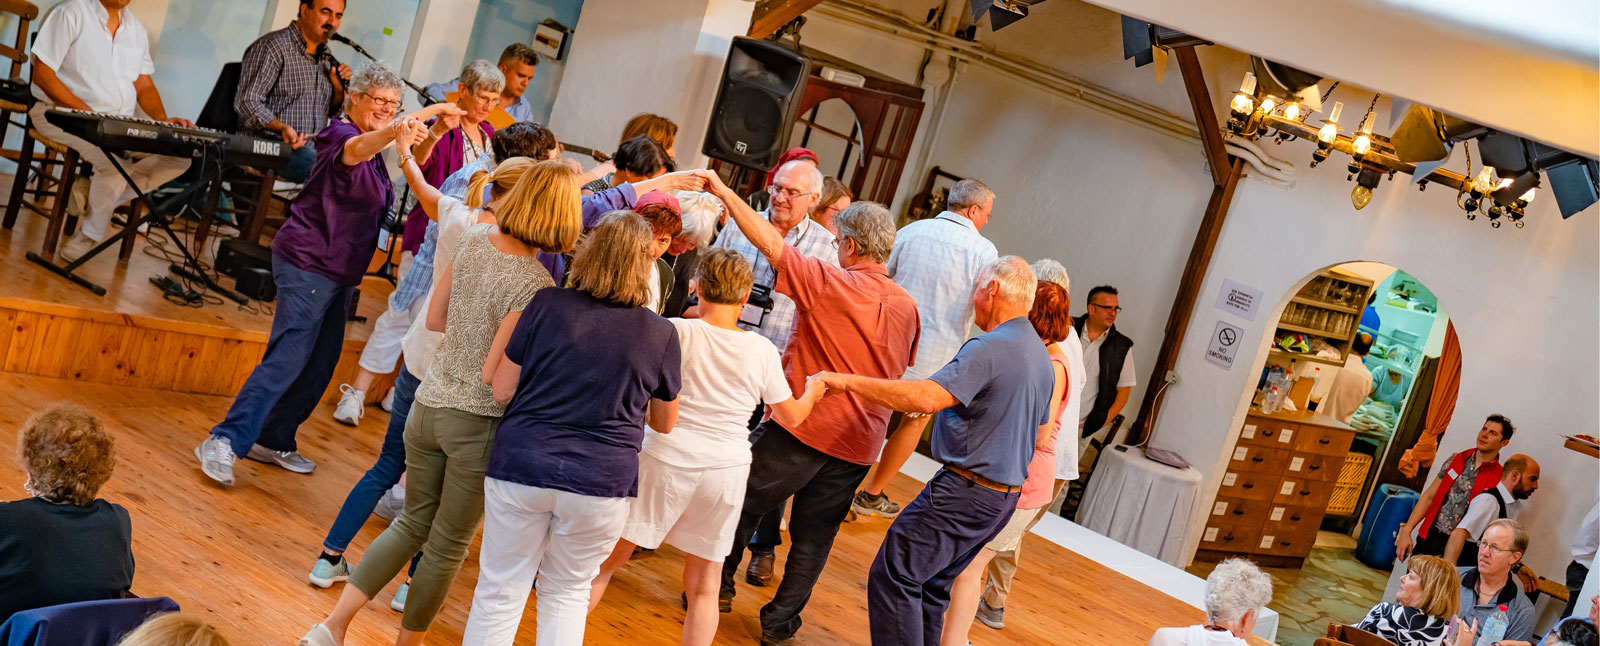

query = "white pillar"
[402,0,481,103]
[548,0,755,168]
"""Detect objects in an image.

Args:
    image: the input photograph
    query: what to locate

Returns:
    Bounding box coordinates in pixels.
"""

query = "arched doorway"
[1190,260,1459,645]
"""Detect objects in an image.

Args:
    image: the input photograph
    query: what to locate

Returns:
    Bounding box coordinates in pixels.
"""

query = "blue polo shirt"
[928,316,1054,486]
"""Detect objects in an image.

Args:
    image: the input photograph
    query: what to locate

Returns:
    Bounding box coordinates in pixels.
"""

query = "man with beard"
[236,0,352,182]
[1444,455,1540,590]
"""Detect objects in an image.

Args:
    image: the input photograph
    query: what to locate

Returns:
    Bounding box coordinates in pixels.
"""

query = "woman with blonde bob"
[1357,555,1477,646]
[115,613,228,646]
[302,161,581,646]
[464,211,683,646]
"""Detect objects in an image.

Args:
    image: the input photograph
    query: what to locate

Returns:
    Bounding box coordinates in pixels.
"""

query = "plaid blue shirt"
[389,157,494,311]
[235,25,333,137]
[886,211,998,380]
[712,213,837,353]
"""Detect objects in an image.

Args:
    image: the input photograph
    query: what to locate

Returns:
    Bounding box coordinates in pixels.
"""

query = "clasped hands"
[390,103,469,148]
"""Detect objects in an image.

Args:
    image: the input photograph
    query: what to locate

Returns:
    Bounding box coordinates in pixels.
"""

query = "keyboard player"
[30,0,195,264]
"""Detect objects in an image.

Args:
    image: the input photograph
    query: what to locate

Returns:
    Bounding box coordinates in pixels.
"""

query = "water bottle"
[1475,605,1508,646]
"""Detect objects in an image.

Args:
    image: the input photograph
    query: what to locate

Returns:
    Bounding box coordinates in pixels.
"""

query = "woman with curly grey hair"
[1149,558,1273,645]
[0,404,132,623]
[197,61,464,489]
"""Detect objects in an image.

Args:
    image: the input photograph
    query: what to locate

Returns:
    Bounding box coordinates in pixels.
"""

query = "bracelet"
[396,154,414,168]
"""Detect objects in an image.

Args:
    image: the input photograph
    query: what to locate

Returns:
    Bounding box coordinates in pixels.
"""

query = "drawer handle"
[1290,515,1302,521]
[1308,465,1321,471]
[1232,509,1244,515]
[1299,490,1311,496]
[1224,533,1236,541]
[1251,456,1265,462]
[1262,429,1275,437]
[1242,483,1254,489]
[1280,540,1292,547]
[1318,438,1331,445]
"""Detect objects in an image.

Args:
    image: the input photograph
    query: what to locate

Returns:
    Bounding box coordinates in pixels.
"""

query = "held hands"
[390,118,428,149]
[808,372,849,394]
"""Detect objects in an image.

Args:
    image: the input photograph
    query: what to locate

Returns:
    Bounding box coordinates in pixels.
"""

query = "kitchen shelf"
[1566,437,1600,459]
[1291,296,1362,315]
[1276,322,1348,338]
[1268,349,1344,367]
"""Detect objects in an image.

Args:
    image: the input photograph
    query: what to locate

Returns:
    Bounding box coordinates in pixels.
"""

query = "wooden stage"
[0,186,1240,645]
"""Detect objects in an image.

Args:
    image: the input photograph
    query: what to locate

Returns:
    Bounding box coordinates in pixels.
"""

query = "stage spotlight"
[970,0,1046,30]
[1389,105,1489,176]
[1120,16,1208,67]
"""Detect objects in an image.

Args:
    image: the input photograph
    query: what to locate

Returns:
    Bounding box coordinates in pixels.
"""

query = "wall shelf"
[1290,296,1362,315]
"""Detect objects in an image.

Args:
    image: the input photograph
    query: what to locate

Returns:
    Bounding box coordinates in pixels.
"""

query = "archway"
[1190,260,1459,645]
[790,97,865,183]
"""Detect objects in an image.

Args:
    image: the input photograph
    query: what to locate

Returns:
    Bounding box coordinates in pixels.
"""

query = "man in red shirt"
[700,171,920,646]
[1395,414,1513,561]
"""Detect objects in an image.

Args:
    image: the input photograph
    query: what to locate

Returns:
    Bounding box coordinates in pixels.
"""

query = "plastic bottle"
[1476,605,1508,646]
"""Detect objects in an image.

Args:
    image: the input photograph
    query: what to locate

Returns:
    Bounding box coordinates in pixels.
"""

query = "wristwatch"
[396,153,415,168]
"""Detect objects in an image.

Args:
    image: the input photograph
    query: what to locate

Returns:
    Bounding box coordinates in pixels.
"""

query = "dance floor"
[0,370,1239,645]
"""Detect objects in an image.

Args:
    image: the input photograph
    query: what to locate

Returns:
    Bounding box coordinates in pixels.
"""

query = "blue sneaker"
[390,583,408,612]
[309,558,350,588]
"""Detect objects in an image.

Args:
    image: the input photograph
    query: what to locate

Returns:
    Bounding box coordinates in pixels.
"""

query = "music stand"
[25,147,248,304]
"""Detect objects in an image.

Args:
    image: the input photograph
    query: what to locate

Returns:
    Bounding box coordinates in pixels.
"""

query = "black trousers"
[1563,559,1590,618]
[721,421,870,639]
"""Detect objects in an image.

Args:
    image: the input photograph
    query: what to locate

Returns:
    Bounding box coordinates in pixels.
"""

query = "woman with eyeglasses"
[197,61,463,489]
[809,176,852,235]
[1355,555,1477,646]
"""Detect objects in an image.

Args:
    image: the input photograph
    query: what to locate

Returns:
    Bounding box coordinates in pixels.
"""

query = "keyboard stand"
[25,146,248,305]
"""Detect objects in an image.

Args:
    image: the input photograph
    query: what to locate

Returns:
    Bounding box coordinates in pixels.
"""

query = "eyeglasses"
[1479,542,1517,557]
[360,93,400,109]
[769,184,815,201]
[1090,303,1123,313]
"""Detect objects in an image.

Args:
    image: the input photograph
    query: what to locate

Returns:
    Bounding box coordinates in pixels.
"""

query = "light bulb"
[1259,97,1277,115]
[1238,72,1257,94]
[1317,123,1338,144]
[1496,178,1514,191]
[1283,103,1301,121]
[1230,93,1254,115]
[1473,167,1496,193]
[1352,134,1371,156]
[1351,184,1373,210]
[1519,187,1536,204]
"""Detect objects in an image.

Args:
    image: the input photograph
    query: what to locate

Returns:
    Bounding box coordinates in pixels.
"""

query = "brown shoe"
[746,551,775,586]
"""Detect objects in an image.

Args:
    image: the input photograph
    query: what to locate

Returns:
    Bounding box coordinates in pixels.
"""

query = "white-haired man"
[815,256,1054,646]
[853,178,998,519]
[702,171,919,646]
[704,158,839,588]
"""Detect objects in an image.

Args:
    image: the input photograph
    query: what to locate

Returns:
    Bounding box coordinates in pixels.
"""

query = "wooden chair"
[1326,622,1400,646]
[3,123,82,257]
[0,0,39,165]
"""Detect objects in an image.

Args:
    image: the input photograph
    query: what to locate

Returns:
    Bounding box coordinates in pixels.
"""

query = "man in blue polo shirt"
[814,256,1053,646]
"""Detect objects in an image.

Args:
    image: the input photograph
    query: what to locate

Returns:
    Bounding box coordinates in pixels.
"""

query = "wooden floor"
[0,372,1224,645]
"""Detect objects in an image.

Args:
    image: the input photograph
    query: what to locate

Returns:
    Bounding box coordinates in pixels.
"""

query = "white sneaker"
[374,484,405,521]
[299,623,340,646]
[332,385,364,426]
[380,387,395,413]
[58,232,98,263]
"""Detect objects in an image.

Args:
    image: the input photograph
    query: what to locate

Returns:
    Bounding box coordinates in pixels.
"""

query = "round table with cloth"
[1076,445,1204,566]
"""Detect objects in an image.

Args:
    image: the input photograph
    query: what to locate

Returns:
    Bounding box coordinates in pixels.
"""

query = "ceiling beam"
[748,0,827,38]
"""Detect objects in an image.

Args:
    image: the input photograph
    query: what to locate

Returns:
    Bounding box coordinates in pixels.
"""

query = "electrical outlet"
[1164,370,1180,385]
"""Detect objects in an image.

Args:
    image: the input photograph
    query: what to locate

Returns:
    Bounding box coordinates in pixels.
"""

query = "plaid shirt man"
[886,211,998,380]
[712,212,837,353]
[235,25,333,137]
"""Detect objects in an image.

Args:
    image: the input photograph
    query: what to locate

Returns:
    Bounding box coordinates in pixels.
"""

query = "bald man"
[1444,453,1540,567]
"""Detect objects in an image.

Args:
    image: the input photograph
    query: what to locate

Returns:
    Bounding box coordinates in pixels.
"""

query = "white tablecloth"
[1076,445,1204,567]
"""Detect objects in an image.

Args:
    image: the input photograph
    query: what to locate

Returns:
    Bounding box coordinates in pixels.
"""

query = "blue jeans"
[210,256,353,456]
[280,141,316,184]
[322,364,420,553]
[867,469,1018,646]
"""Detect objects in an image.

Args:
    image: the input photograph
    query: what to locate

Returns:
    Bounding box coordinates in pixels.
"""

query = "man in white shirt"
[1323,333,1376,423]
[1075,285,1137,459]
[853,178,999,519]
[1563,495,1599,617]
[30,0,195,263]
[1444,454,1539,568]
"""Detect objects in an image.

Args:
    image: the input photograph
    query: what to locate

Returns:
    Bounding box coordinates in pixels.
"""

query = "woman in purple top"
[460,211,682,645]
[400,59,502,256]
[196,61,463,488]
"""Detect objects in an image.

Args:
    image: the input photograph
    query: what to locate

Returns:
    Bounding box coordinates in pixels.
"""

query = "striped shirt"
[886,211,998,380]
[235,25,333,137]
[712,213,837,353]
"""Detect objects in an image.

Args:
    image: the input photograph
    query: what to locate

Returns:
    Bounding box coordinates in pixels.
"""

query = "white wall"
[548,0,753,162]
[797,0,1600,584]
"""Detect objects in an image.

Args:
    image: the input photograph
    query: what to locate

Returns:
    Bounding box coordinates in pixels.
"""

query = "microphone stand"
[333,35,437,107]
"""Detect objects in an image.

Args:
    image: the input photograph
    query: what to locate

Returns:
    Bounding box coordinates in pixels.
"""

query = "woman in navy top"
[461,211,682,646]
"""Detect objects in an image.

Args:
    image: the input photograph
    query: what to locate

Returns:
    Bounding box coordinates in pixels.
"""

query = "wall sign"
[1205,320,1243,369]
[1215,278,1264,321]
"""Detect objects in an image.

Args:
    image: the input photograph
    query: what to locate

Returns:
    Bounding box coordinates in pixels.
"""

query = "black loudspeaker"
[702,37,811,169]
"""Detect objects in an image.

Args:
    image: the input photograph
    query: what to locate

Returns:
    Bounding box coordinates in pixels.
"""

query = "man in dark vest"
[1444,454,1538,591]
[1072,285,1135,457]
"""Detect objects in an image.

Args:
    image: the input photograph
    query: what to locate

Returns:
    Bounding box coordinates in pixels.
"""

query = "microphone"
[329,32,373,59]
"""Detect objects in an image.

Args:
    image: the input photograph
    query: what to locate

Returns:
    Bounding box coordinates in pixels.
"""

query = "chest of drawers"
[1196,409,1356,568]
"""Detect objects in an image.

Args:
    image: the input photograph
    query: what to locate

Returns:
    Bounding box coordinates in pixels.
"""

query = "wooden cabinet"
[1197,408,1356,568]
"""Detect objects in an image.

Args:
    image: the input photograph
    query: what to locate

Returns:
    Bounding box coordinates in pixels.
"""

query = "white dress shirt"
[31,0,154,115]
[1454,482,1526,542]
[1053,327,1089,480]
[1078,325,1137,426]
[1573,499,1599,563]
[886,211,998,381]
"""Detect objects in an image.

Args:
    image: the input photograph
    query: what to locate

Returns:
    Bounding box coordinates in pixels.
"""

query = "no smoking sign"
[1205,320,1243,369]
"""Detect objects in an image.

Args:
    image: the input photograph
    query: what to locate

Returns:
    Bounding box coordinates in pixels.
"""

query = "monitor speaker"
[702,37,810,169]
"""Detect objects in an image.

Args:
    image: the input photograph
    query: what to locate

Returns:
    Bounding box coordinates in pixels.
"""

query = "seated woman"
[0,405,130,623]
[115,613,229,646]
[1148,558,1272,646]
[1357,555,1470,646]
